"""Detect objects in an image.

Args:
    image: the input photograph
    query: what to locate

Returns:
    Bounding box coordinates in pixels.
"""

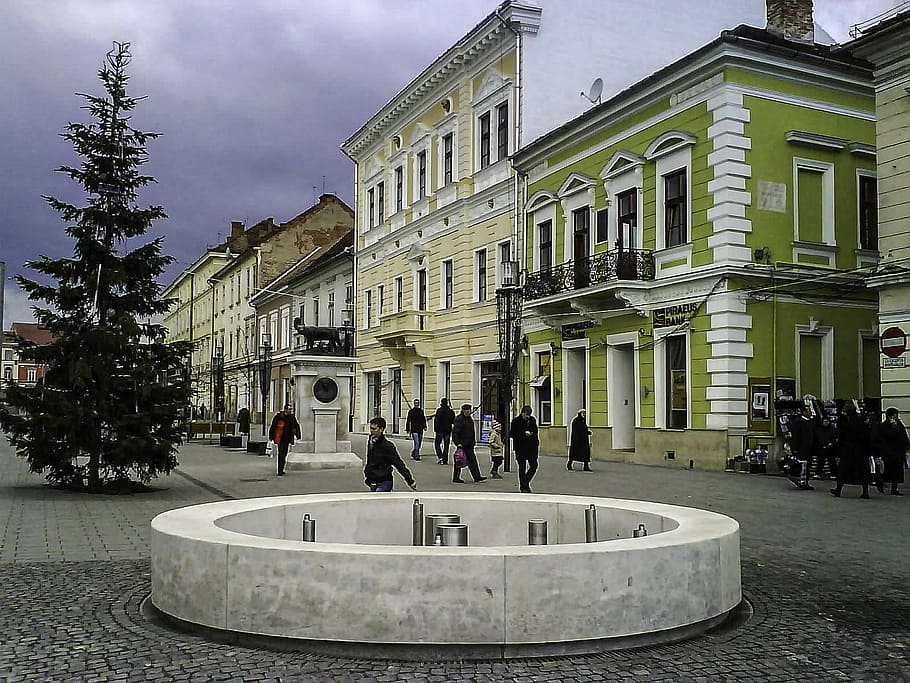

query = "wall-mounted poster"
[751,385,770,420]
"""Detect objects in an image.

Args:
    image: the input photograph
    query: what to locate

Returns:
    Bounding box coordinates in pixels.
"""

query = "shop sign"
[882,357,906,369]
[561,320,594,341]
[653,302,699,327]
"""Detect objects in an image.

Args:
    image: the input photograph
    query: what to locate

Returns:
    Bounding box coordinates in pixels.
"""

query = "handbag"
[265,440,274,457]
[453,446,467,468]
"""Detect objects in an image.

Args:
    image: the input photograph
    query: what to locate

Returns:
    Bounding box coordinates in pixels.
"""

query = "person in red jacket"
[269,404,301,476]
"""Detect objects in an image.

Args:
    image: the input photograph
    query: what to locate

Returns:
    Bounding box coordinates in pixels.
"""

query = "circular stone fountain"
[150,492,741,659]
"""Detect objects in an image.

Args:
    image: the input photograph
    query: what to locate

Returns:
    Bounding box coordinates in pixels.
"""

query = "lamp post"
[496,260,523,474]
[212,342,224,423]
[259,332,273,436]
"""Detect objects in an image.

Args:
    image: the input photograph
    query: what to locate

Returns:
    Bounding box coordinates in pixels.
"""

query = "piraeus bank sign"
[653,302,699,327]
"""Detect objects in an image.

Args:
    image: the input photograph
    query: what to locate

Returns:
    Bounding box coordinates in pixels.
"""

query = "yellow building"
[340,0,768,435]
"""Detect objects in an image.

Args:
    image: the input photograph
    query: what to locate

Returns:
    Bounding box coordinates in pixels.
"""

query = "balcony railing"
[523,249,655,300]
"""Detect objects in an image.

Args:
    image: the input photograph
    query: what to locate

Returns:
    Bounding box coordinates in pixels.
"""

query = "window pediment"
[526,190,558,214]
[601,150,646,180]
[558,172,597,199]
[473,69,512,110]
[644,131,696,161]
[363,157,384,183]
[409,123,432,148]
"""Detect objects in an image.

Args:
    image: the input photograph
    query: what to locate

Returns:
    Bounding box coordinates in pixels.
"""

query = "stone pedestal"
[285,354,361,471]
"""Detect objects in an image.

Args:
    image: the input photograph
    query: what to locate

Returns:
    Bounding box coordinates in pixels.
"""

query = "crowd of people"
[782,402,909,499]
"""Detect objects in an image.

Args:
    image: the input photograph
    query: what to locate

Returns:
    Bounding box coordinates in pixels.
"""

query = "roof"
[512,24,873,168]
[250,230,353,306]
[8,322,54,346]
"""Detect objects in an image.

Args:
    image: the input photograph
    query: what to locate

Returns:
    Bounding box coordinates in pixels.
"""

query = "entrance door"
[572,208,590,289]
[609,343,636,449]
[391,368,402,433]
[479,361,503,426]
[563,347,587,441]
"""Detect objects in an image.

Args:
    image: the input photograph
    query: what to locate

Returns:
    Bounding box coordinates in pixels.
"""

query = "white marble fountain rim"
[151,491,739,554]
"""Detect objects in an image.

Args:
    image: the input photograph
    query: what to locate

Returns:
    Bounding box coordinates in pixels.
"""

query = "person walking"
[831,402,872,498]
[511,405,540,493]
[268,403,301,476]
[405,399,427,461]
[488,420,504,478]
[236,407,251,436]
[363,416,417,492]
[568,408,592,471]
[787,405,816,489]
[875,407,909,496]
[451,403,486,483]
[432,398,456,465]
[814,416,837,479]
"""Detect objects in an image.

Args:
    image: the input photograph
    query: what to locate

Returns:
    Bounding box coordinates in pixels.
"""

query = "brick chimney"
[766,0,814,43]
[228,220,247,252]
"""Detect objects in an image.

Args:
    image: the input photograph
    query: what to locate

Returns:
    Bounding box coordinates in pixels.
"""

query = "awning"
[529,374,550,388]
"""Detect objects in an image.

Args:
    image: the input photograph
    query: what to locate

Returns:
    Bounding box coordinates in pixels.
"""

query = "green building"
[511,25,879,470]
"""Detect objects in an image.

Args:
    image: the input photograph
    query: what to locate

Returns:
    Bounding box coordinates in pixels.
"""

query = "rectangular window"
[443,133,454,185]
[280,307,290,349]
[666,335,687,429]
[328,292,335,326]
[476,249,488,302]
[859,175,877,250]
[395,165,404,212]
[498,241,511,286]
[377,181,385,224]
[417,269,428,310]
[366,371,382,420]
[27,367,37,383]
[443,259,454,309]
[377,285,385,316]
[368,187,375,227]
[664,169,687,247]
[538,220,552,271]
[617,188,637,249]
[439,361,451,402]
[535,352,552,425]
[365,290,373,329]
[595,207,608,244]
[415,364,425,406]
[417,151,427,199]
[313,297,320,327]
[797,167,824,243]
[395,276,403,312]
[496,102,509,161]
[479,112,491,169]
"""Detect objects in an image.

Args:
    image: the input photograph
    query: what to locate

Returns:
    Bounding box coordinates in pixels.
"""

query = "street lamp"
[259,332,273,436]
[212,342,225,423]
[496,260,523,474]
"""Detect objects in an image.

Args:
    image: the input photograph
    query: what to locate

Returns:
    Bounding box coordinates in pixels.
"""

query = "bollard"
[528,519,548,545]
[425,513,460,546]
[633,523,648,538]
[412,499,424,546]
[301,514,316,542]
[437,523,468,546]
[585,504,598,543]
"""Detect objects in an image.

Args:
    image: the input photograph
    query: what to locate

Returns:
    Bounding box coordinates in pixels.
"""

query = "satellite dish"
[581,77,603,105]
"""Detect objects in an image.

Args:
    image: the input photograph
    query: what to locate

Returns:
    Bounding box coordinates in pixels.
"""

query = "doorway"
[608,342,636,449]
[562,345,587,441]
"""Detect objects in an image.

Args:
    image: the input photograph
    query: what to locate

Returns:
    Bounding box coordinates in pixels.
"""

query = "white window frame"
[364,289,373,330]
[436,113,459,190]
[413,267,428,312]
[495,240,513,287]
[472,72,512,173]
[440,258,454,309]
[280,306,291,349]
[655,148,692,251]
[795,324,834,399]
[474,247,488,303]
[394,276,403,313]
[793,157,835,246]
[602,154,645,250]
[559,177,596,264]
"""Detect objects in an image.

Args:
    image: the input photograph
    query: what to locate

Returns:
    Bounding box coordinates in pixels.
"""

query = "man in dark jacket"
[432,398,456,465]
[451,403,486,483]
[785,405,816,490]
[269,404,302,476]
[510,405,540,493]
[364,416,417,492]
[405,399,427,461]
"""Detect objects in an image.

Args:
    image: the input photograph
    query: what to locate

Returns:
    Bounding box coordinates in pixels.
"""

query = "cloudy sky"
[0,0,903,326]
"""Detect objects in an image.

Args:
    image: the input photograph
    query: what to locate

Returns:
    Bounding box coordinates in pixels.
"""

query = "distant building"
[1,322,54,389]
[162,194,353,424]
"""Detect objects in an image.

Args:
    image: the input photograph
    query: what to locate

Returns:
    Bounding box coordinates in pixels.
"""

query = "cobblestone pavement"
[1,432,908,681]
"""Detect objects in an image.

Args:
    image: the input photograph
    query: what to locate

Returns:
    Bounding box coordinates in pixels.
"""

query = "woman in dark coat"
[236,407,251,435]
[830,402,872,498]
[567,408,592,471]
[875,407,909,495]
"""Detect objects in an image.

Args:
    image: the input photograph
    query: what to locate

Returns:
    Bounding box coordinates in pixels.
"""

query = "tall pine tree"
[0,42,191,492]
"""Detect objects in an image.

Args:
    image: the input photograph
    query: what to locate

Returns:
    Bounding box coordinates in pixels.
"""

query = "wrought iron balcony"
[523,249,655,300]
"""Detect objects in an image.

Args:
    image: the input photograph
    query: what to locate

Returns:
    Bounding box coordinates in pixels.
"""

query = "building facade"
[341,0,766,434]
[849,10,910,414]
[1,323,53,391]
[511,21,878,468]
[162,195,353,424]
